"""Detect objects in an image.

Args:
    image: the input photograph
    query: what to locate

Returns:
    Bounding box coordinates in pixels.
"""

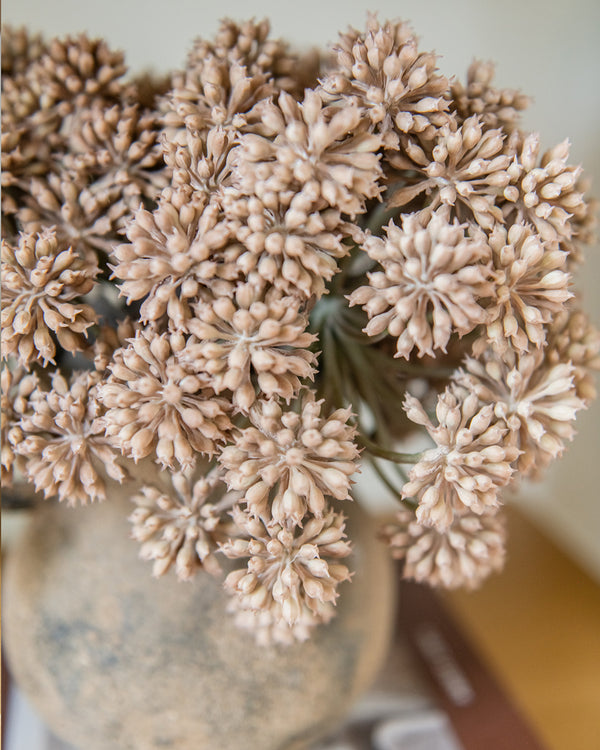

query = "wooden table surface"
[443,506,600,750]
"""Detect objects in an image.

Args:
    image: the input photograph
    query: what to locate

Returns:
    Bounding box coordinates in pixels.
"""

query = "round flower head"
[237,90,383,217]
[1,25,46,76]
[388,115,511,230]
[223,190,348,299]
[185,284,317,412]
[1,229,98,367]
[2,31,129,173]
[482,222,571,354]
[99,329,232,471]
[61,101,168,203]
[186,17,309,96]
[17,172,129,260]
[129,467,237,580]
[221,506,352,642]
[350,207,492,359]
[219,391,359,525]
[164,55,274,139]
[383,506,506,589]
[451,60,529,132]
[16,370,127,505]
[1,27,58,193]
[321,16,449,148]
[26,33,128,110]
[402,389,519,529]
[112,188,242,327]
[503,133,587,244]
[454,348,586,477]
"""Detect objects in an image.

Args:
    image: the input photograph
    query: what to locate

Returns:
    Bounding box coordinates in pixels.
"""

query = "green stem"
[321,324,349,411]
[364,200,400,235]
[358,433,423,464]
[391,461,410,484]
[367,456,417,511]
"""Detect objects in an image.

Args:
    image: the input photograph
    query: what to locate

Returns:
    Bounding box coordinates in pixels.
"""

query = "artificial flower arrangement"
[2,15,599,645]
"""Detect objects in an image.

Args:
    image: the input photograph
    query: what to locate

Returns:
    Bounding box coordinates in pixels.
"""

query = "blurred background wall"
[3,0,599,578]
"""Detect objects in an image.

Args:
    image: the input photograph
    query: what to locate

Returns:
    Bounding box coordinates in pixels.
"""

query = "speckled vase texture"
[3,491,396,750]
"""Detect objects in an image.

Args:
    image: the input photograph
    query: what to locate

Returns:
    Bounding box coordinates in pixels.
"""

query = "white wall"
[4,0,600,578]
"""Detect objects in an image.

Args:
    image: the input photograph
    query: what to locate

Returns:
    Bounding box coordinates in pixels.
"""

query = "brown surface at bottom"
[443,506,600,750]
[398,580,546,750]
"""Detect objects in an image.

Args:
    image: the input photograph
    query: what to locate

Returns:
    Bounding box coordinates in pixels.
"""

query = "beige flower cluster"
[221,506,352,644]
[15,370,127,504]
[401,391,519,528]
[349,207,493,358]
[99,329,233,469]
[185,284,317,410]
[129,467,238,580]
[1,26,166,258]
[382,507,506,589]
[2,17,598,640]
[1,228,98,366]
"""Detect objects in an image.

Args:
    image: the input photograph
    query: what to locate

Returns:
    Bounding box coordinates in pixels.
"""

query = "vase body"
[3,489,396,750]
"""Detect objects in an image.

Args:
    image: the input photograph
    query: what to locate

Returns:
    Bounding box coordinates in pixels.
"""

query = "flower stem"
[357,433,423,464]
[366,456,417,511]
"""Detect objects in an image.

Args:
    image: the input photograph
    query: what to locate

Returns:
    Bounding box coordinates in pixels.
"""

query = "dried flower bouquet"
[2,16,599,645]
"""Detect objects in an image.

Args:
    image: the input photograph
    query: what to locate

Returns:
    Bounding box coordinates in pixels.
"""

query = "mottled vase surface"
[3,492,396,750]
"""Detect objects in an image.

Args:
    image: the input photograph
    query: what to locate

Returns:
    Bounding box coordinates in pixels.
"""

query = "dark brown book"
[397,580,548,750]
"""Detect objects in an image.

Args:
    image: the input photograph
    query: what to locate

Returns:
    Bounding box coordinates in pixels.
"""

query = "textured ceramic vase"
[3,489,396,750]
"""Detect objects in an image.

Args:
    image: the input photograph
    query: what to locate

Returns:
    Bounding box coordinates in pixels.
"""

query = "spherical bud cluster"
[164,17,316,141]
[26,34,128,110]
[129,467,237,580]
[503,134,586,245]
[350,207,492,358]
[2,25,46,76]
[388,115,511,230]
[482,222,571,354]
[164,57,274,139]
[219,392,359,525]
[221,506,352,643]
[402,390,519,529]
[185,284,317,411]
[383,507,506,589]
[99,329,233,470]
[321,16,449,148]
[17,172,128,261]
[223,191,348,299]
[450,60,529,133]
[16,370,127,504]
[112,190,241,326]
[187,17,310,96]
[61,102,168,204]
[1,229,98,367]
[1,31,131,200]
[237,90,383,217]
[454,349,585,477]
